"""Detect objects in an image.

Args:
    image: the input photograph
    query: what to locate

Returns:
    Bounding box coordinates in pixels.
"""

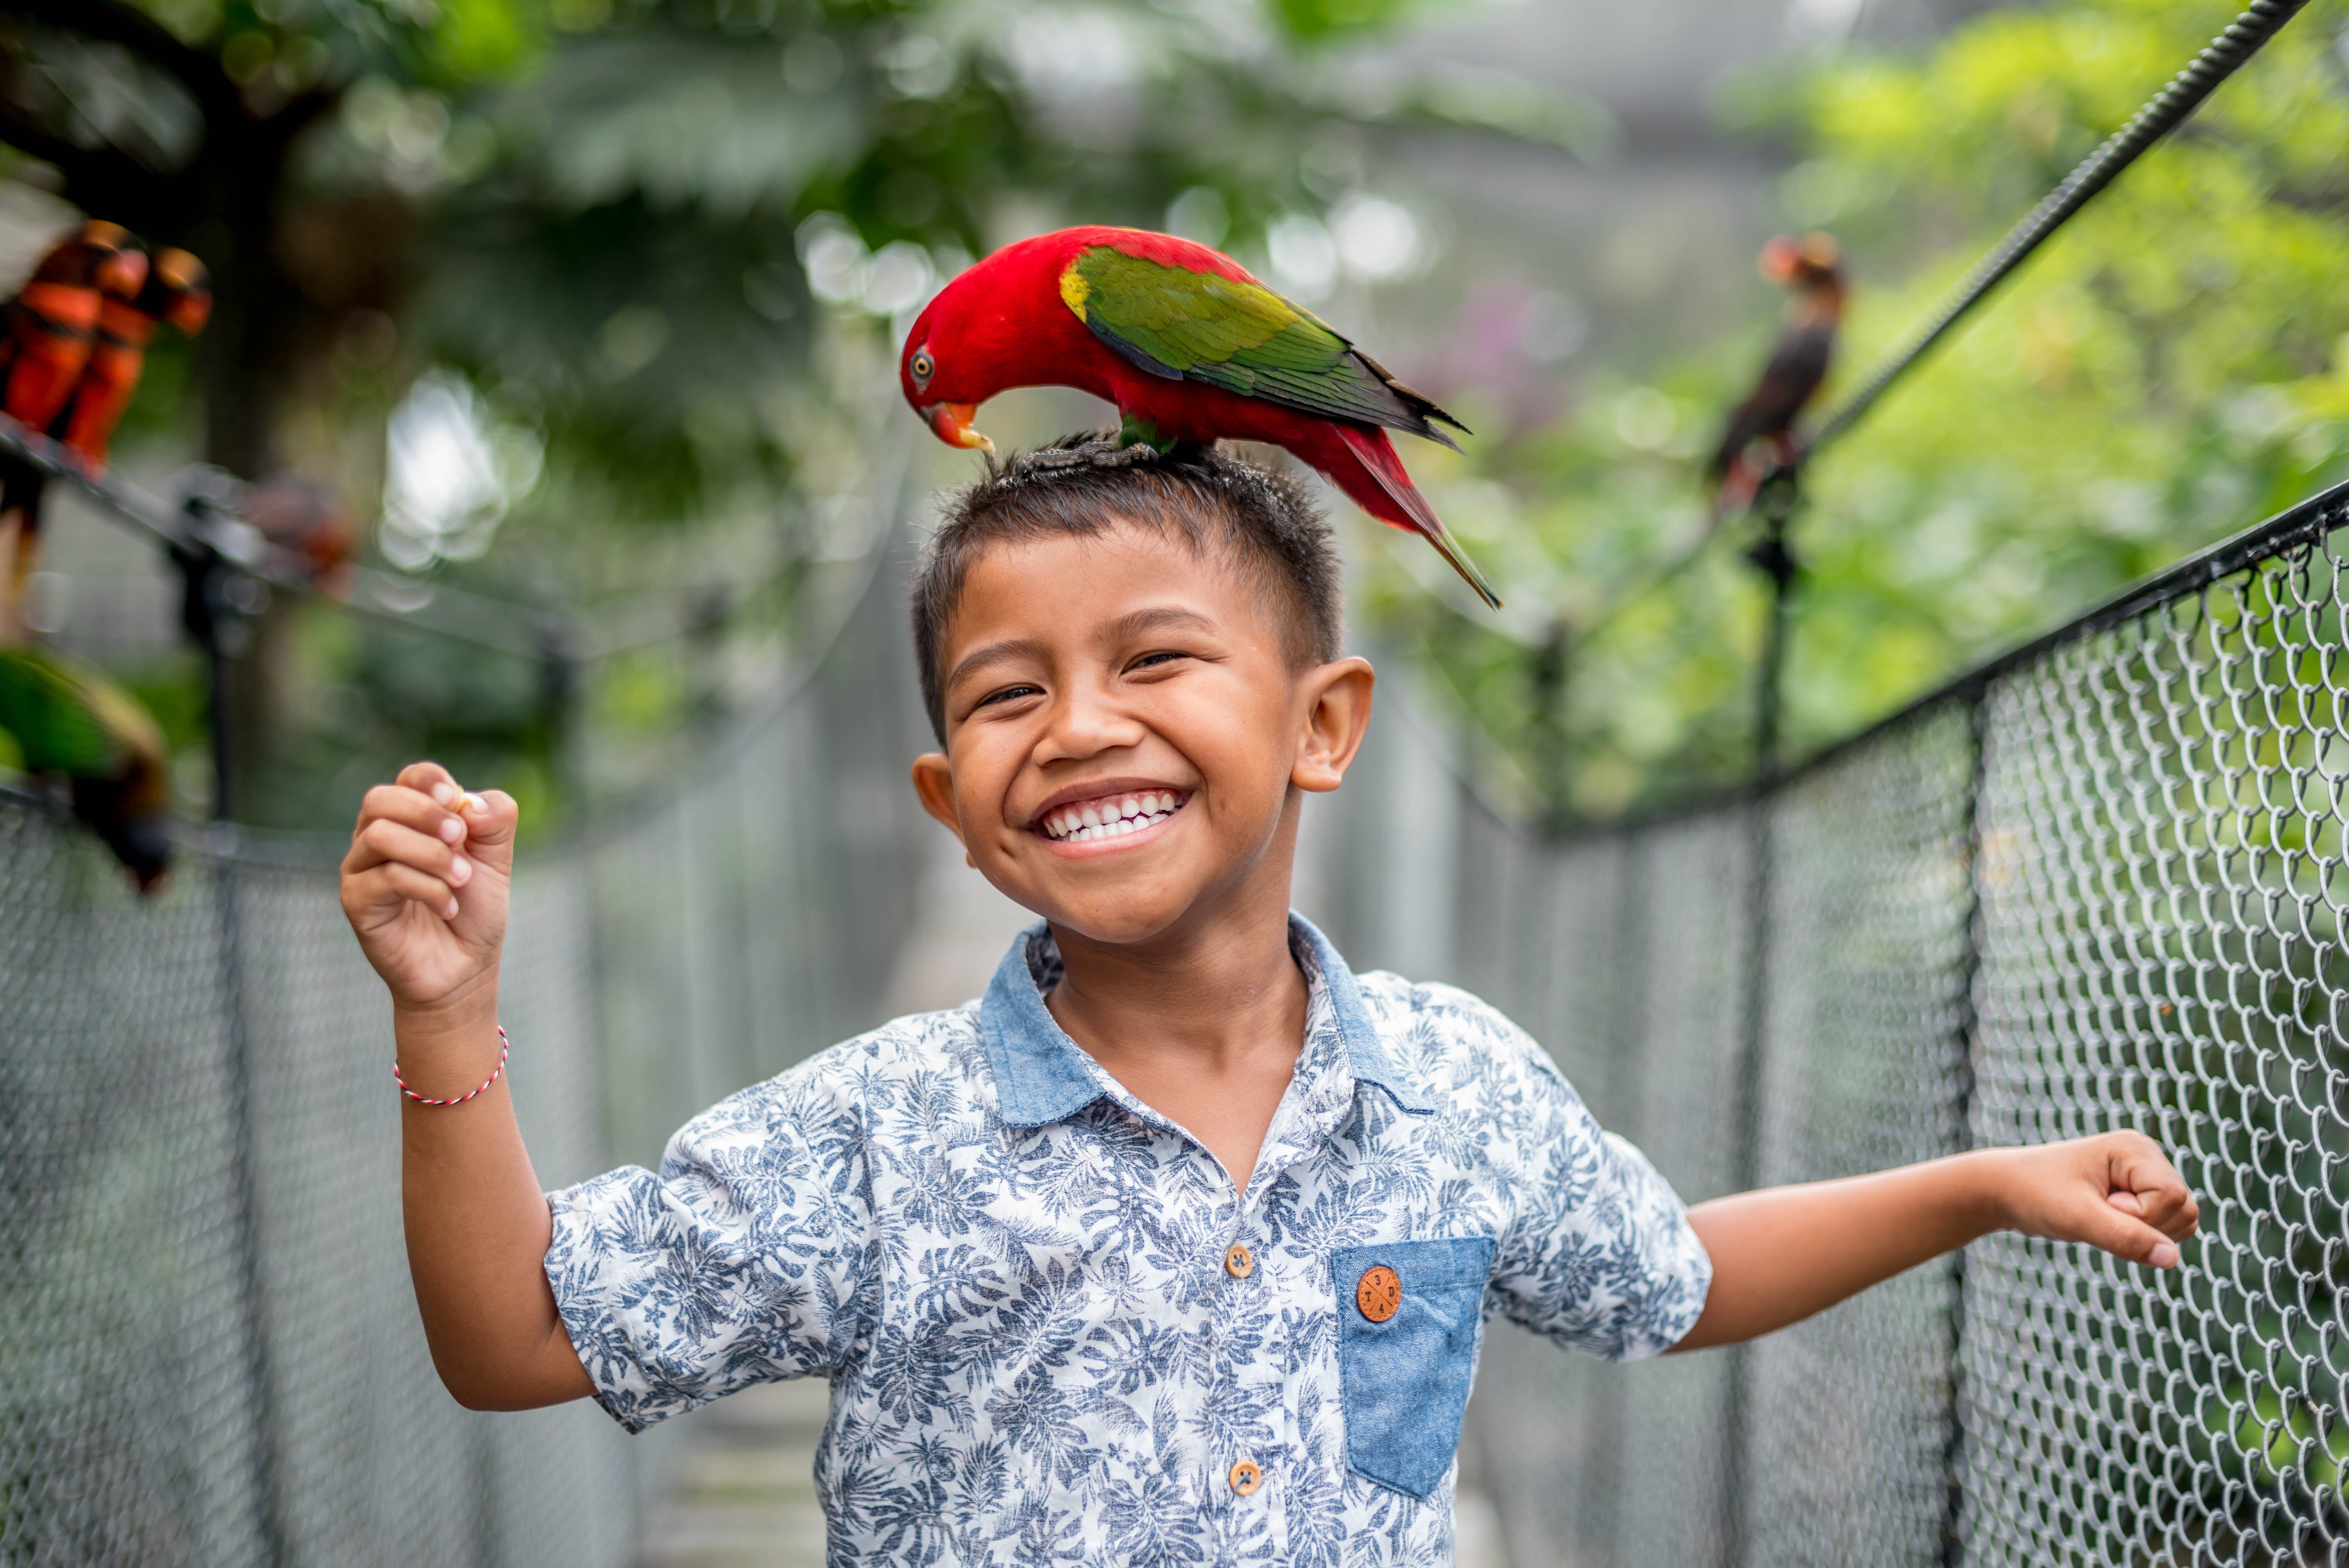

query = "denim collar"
[978,912,1433,1129]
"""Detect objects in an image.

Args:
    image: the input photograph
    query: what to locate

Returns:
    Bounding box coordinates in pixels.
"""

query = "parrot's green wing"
[1062,246,1465,447]
[0,647,130,778]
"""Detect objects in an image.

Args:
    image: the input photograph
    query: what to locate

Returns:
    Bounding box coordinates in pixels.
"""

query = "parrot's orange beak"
[925,403,994,455]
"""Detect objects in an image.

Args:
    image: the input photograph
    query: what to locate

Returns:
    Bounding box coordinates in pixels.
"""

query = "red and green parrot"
[898,225,1499,607]
[0,642,173,892]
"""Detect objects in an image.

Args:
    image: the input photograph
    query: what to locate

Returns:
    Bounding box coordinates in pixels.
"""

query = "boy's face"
[911,521,1373,949]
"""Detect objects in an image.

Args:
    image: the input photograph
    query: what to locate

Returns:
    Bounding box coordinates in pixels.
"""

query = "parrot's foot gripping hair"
[983,431,1208,486]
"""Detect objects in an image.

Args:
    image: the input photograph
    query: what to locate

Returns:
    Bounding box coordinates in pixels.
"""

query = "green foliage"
[127,0,545,92]
[1267,0,1427,44]
[1370,0,2349,823]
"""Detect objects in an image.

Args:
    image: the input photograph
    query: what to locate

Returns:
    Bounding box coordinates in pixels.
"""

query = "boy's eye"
[974,683,1041,709]
[1131,650,1189,670]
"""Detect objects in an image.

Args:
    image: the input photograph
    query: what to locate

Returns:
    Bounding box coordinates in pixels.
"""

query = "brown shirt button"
[1356,1263,1401,1324]
[1229,1459,1263,1497]
[1224,1243,1254,1279]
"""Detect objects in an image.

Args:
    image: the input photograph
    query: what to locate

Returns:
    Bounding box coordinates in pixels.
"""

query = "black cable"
[0,418,830,663]
[1803,0,2310,455]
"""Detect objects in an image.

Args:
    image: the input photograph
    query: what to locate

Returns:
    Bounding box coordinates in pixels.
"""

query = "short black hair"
[910,433,1344,744]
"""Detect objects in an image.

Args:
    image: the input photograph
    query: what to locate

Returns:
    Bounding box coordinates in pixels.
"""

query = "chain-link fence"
[0,478,932,1566]
[1412,476,2349,1566]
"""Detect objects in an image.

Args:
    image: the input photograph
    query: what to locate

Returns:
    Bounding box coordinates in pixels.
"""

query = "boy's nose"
[1036,686,1145,761]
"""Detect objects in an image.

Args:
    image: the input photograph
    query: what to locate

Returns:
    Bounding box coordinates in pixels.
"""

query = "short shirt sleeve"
[1481,1019,1713,1361]
[543,1070,877,1433]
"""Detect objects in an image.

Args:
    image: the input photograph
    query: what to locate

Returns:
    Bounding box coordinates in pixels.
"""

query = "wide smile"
[1033,787,1190,847]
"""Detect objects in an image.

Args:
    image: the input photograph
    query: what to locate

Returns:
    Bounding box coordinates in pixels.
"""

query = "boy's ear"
[1292,657,1375,794]
[910,753,967,846]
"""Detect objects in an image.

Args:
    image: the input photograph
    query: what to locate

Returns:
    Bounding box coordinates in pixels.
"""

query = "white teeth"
[1039,791,1188,842]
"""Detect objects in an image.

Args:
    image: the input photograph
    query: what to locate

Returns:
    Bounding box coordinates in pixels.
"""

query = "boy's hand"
[1994,1131,2200,1270]
[340,761,516,1013]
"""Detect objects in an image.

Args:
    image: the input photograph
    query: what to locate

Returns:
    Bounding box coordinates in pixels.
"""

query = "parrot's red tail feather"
[1333,425,1501,609]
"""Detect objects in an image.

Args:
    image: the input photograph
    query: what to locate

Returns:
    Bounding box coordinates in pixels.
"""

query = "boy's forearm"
[396,990,593,1409]
[1670,1151,2006,1352]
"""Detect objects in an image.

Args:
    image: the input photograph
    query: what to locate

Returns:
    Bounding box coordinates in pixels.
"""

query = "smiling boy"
[342,435,2198,1564]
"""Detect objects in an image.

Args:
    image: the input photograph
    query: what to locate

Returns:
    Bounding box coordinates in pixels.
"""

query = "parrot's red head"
[1759,232,1842,289]
[152,249,212,337]
[900,228,1148,457]
[35,221,148,300]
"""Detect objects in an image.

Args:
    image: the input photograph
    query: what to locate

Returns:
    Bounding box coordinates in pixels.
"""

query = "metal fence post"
[1938,686,1991,1568]
[1721,473,1802,1566]
[175,491,287,1566]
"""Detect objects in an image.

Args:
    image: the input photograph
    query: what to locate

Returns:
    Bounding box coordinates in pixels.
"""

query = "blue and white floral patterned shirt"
[544,915,1710,1565]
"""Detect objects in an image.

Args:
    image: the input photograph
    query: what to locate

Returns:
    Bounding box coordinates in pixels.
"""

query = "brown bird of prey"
[1706,232,1845,520]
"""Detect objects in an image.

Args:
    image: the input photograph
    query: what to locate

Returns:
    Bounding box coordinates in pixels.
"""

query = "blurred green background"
[6,0,2343,832]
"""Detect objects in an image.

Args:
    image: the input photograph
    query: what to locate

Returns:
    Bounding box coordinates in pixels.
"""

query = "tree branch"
[0,99,186,233]
[10,0,239,117]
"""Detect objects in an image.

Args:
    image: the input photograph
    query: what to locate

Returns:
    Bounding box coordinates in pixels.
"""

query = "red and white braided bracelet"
[394,1026,510,1107]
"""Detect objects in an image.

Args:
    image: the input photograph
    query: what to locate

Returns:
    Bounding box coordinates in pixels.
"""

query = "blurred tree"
[1365,0,2349,825]
[0,0,542,475]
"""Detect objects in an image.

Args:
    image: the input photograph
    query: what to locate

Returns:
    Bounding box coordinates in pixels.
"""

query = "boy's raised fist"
[339,760,516,1013]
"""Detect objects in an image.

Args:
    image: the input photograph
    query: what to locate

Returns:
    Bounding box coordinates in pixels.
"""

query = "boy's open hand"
[340,761,515,1012]
[1995,1131,2200,1269]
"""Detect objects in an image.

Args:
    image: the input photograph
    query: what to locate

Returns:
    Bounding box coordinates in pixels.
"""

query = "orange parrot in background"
[0,223,152,635]
[0,240,209,629]
[1706,232,1846,522]
[56,247,212,469]
[0,221,147,437]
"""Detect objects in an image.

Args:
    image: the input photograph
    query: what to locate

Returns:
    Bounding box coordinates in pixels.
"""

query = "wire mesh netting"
[0,503,930,1566]
[1449,479,2349,1567]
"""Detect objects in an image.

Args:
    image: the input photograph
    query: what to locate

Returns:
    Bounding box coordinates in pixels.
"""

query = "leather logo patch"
[1355,1263,1401,1324]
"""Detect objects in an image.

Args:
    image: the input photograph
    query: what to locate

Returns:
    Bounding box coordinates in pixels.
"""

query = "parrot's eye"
[910,350,935,388]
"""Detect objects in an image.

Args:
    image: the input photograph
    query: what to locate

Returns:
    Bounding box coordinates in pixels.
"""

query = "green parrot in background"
[0,643,173,891]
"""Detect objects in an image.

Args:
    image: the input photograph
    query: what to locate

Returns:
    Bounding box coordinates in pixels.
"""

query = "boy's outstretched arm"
[340,760,593,1410]
[1671,1132,2199,1352]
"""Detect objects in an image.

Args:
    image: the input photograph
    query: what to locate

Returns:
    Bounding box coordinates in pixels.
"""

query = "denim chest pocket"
[1331,1236,1498,1500]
